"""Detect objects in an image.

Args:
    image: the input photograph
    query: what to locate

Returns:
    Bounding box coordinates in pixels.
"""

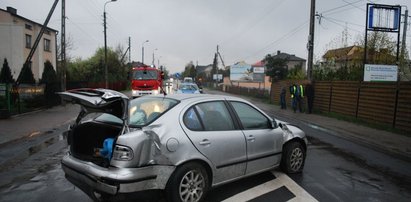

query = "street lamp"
[157,56,162,68]
[152,48,157,67]
[141,40,149,64]
[104,0,117,89]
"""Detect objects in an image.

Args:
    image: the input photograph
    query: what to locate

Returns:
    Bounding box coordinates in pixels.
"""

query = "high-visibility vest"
[299,85,304,97]
[290,86,296,98]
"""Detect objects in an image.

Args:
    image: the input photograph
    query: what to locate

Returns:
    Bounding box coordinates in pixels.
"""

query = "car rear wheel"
[281,141,306,174]
[166,162,209,202]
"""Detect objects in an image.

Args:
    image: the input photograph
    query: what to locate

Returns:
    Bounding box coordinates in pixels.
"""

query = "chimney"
[277,50,281,55]
[6,7,17,15]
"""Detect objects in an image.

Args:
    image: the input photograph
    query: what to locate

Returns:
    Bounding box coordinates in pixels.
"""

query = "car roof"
[143,93,245,102]
[180,82,197,85]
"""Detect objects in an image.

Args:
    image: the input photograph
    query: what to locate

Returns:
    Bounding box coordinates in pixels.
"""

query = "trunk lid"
[58,88,129,123]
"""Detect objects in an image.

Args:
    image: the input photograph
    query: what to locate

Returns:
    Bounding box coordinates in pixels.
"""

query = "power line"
[219,0,288,47]
[241,20,309,61]
[66,17,100,44]
[321,0,364,14]
[325,16,364,28]
[323,17,362,33]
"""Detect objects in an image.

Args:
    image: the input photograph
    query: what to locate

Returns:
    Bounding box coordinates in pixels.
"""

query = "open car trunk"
[69,120,122,167]
[59,89,129,167]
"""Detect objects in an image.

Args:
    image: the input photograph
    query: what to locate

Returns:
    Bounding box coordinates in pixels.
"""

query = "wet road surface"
[0,104,410,201]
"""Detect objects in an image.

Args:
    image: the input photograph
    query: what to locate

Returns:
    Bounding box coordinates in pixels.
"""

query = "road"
[0,89,410,201]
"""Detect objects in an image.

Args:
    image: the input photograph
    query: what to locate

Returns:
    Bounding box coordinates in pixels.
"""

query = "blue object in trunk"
[100,138,115,160]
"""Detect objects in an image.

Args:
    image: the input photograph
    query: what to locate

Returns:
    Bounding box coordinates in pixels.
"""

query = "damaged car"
[59,88,308,202]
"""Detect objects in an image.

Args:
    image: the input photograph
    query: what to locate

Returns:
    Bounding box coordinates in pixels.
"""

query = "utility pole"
[128,37,131,64]
[307,0,316,81]
[61,0,66,92]
[400,9,408,67]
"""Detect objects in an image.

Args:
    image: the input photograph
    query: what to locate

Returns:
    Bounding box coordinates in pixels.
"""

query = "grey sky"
[1,0,410,73]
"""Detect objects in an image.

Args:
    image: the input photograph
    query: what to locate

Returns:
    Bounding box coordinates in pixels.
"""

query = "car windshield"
[129,97,179,127]
[133,70,158,80]
[180,84,198,91]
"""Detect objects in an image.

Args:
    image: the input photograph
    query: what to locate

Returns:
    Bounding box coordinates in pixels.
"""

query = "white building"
[0,6,58,82]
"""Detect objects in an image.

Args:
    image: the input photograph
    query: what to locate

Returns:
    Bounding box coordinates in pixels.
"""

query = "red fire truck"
[131,65,164,98]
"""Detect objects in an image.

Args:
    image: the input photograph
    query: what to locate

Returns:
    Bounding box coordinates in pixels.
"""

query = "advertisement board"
[230,62,265,82]
[364,64,398,82]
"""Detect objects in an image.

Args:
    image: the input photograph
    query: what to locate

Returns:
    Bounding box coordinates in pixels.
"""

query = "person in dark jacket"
[306,81,315,114]
[280,86,286,109]
[290,83,297,112]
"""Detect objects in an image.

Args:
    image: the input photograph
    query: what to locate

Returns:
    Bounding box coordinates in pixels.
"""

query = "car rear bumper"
[61,155,175,195]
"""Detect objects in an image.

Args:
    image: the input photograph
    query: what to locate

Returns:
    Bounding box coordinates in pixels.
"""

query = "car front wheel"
[166,162,209,202]
[281,141,306,174]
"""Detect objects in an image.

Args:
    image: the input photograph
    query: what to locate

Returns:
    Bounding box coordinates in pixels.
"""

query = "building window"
[44,39,51,52]
[25,24,32,30]
[25,34,32,48]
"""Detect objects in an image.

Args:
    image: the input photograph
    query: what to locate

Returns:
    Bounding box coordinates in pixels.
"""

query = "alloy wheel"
[290,147,303,171]
[179,169,205,202]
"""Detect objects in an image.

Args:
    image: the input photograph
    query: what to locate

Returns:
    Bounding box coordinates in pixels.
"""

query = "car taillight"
[112,145,134,161]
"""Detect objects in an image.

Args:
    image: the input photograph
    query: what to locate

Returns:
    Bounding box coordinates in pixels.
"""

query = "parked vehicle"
[58,88,307,202]
[183,77,193,83]
[176,82,201,94]
[131,65,164,98]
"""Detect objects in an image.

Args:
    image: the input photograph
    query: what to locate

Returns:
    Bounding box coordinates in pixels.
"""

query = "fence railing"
[270,80,411,133]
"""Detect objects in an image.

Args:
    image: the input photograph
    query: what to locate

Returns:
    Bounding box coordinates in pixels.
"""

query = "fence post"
[355,81,362,118]
[393,82,400,128]
[328,81,333,112]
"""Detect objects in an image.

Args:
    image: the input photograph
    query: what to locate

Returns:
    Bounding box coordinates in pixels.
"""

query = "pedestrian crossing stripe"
[222,171,318,202]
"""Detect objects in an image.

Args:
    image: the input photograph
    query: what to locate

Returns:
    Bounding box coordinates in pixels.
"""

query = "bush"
[17,63,36,84]
[0,58,15,84]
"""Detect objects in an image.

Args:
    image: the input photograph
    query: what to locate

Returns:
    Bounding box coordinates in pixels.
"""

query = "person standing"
[280,86,287,109]
[296,84,304,113]
[306,81,315,114]
[289,83,297,112]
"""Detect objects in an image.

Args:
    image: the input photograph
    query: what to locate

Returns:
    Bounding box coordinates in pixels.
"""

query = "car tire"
[166,162,209,202]
[281,141,306,174]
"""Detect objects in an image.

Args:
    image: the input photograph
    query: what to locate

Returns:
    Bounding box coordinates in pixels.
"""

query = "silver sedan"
[59,88,307,202]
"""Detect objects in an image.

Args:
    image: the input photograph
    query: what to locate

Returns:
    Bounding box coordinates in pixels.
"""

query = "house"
[256,50,306,72]
[322,45,397,69]
[0,7,58,81]
[322,45,363,69]
[195,64,213,80]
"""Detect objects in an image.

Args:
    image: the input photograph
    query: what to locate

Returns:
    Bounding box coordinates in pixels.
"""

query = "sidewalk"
[0,104,80,146]
[206,89,411,161]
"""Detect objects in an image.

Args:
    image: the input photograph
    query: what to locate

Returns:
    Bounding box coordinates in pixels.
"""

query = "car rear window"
[129,97,179,127]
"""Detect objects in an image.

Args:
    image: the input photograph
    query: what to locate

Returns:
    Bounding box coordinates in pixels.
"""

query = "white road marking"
[222,171,317,202]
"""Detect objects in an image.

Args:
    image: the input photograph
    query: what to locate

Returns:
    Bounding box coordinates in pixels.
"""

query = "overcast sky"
[1,0,410,73]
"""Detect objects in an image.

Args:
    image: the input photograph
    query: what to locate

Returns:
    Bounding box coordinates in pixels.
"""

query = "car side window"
[183,107,203,131]
[230,101,271,130]
[195,101,235,131]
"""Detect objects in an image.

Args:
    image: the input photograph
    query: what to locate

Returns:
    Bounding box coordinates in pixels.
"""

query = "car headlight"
[153,90,159,95]
[112,145,134,161]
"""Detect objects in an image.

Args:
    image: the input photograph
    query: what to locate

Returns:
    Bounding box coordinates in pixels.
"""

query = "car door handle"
[199,139,211,146]
[247,135,255,142]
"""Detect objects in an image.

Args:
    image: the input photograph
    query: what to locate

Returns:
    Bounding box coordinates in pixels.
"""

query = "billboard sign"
[213,74,223,81]
[367,4,401,32]
[230,62,253,82]
[230,62,265,82]
[364,64,398,82]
